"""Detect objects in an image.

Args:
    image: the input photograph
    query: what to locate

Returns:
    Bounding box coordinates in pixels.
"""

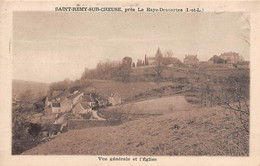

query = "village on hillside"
[12,47,250,155]
[9,7,254,158]
[132,48,248,69]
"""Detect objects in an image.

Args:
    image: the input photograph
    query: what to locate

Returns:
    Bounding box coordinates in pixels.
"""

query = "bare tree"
[217,71,249,132]
[164,50,173,58]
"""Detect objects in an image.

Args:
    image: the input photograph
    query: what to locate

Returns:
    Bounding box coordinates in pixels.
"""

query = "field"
[22,105,249,155]
[82,79,185,101]
[105,95,198,115]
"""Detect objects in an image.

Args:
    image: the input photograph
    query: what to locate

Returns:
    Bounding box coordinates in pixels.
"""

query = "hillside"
[22,106,248,156]
[12,79,49,96]
[81,79,184,101]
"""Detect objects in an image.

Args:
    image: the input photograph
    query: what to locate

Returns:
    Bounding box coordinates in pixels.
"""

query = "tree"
[164,50,173,58]
[122,57,132,69]
[20,90,34,102]
[162,50,183,66]
[49,79,71,95]
[153,47,164,81]
[136,59,143,67]
[217,71,249,132]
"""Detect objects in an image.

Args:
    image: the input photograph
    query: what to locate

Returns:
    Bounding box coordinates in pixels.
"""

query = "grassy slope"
[84,80,180,100]
[22,106,249,156]
[12,79,49,96]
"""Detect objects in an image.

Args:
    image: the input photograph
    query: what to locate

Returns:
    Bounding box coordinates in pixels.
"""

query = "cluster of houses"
[130,47,249,69]
[44,90,121,117]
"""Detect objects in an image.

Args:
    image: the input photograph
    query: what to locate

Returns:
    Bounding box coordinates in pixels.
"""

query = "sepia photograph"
[10,10,251,156]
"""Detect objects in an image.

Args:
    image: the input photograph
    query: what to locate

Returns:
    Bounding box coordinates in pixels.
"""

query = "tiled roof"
[80,102,92,109]
[81,95,96,102]
[68,92,82,100]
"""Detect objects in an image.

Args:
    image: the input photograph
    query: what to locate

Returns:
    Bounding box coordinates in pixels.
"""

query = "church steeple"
[155,47,163,58]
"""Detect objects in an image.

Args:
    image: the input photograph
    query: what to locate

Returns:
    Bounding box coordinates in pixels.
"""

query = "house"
[54,91,70,102]
[183,55,199,66]
[208,55,226,64]
[80,95,97,108]
[44,96,53,107]
[219,52,244,64]
[60,97,73,112]
[51,102,61,113]
[145,47,163,66]
[68,92,84,105]
[72,102,92,114]
[145,56,156,66]
[108,93,121,106]
[137,59,144,67]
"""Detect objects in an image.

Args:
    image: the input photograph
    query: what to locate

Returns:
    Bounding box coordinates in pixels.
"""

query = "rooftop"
[81,95,96,102]
[80,102,92,109]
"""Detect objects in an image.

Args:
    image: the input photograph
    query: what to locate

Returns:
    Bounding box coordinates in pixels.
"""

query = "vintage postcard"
[0,1,260,166]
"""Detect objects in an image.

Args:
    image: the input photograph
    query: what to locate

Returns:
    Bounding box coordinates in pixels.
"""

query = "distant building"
[108,93,121,106]
[60,97,73,112]
[44,96,53,107]
[183,55,199,66]
[155,47,163,58]
[80,95,97,108]
[145,47,163,66]
[136,59,144,67]
[208,55,226,64]
[68,92,84,105]
[51,102,61,113]
[72,102,92,114]
[145,56,156,66]
[219,52,244,64]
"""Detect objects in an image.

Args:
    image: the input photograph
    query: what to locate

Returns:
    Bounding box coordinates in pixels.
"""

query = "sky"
[13,11,250,83]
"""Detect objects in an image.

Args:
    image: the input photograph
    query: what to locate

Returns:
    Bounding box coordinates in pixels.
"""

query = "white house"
[51,102,61,113]
[108,93,121,106]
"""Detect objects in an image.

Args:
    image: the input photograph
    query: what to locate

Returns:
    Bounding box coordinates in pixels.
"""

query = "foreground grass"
[22,106,249,156]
